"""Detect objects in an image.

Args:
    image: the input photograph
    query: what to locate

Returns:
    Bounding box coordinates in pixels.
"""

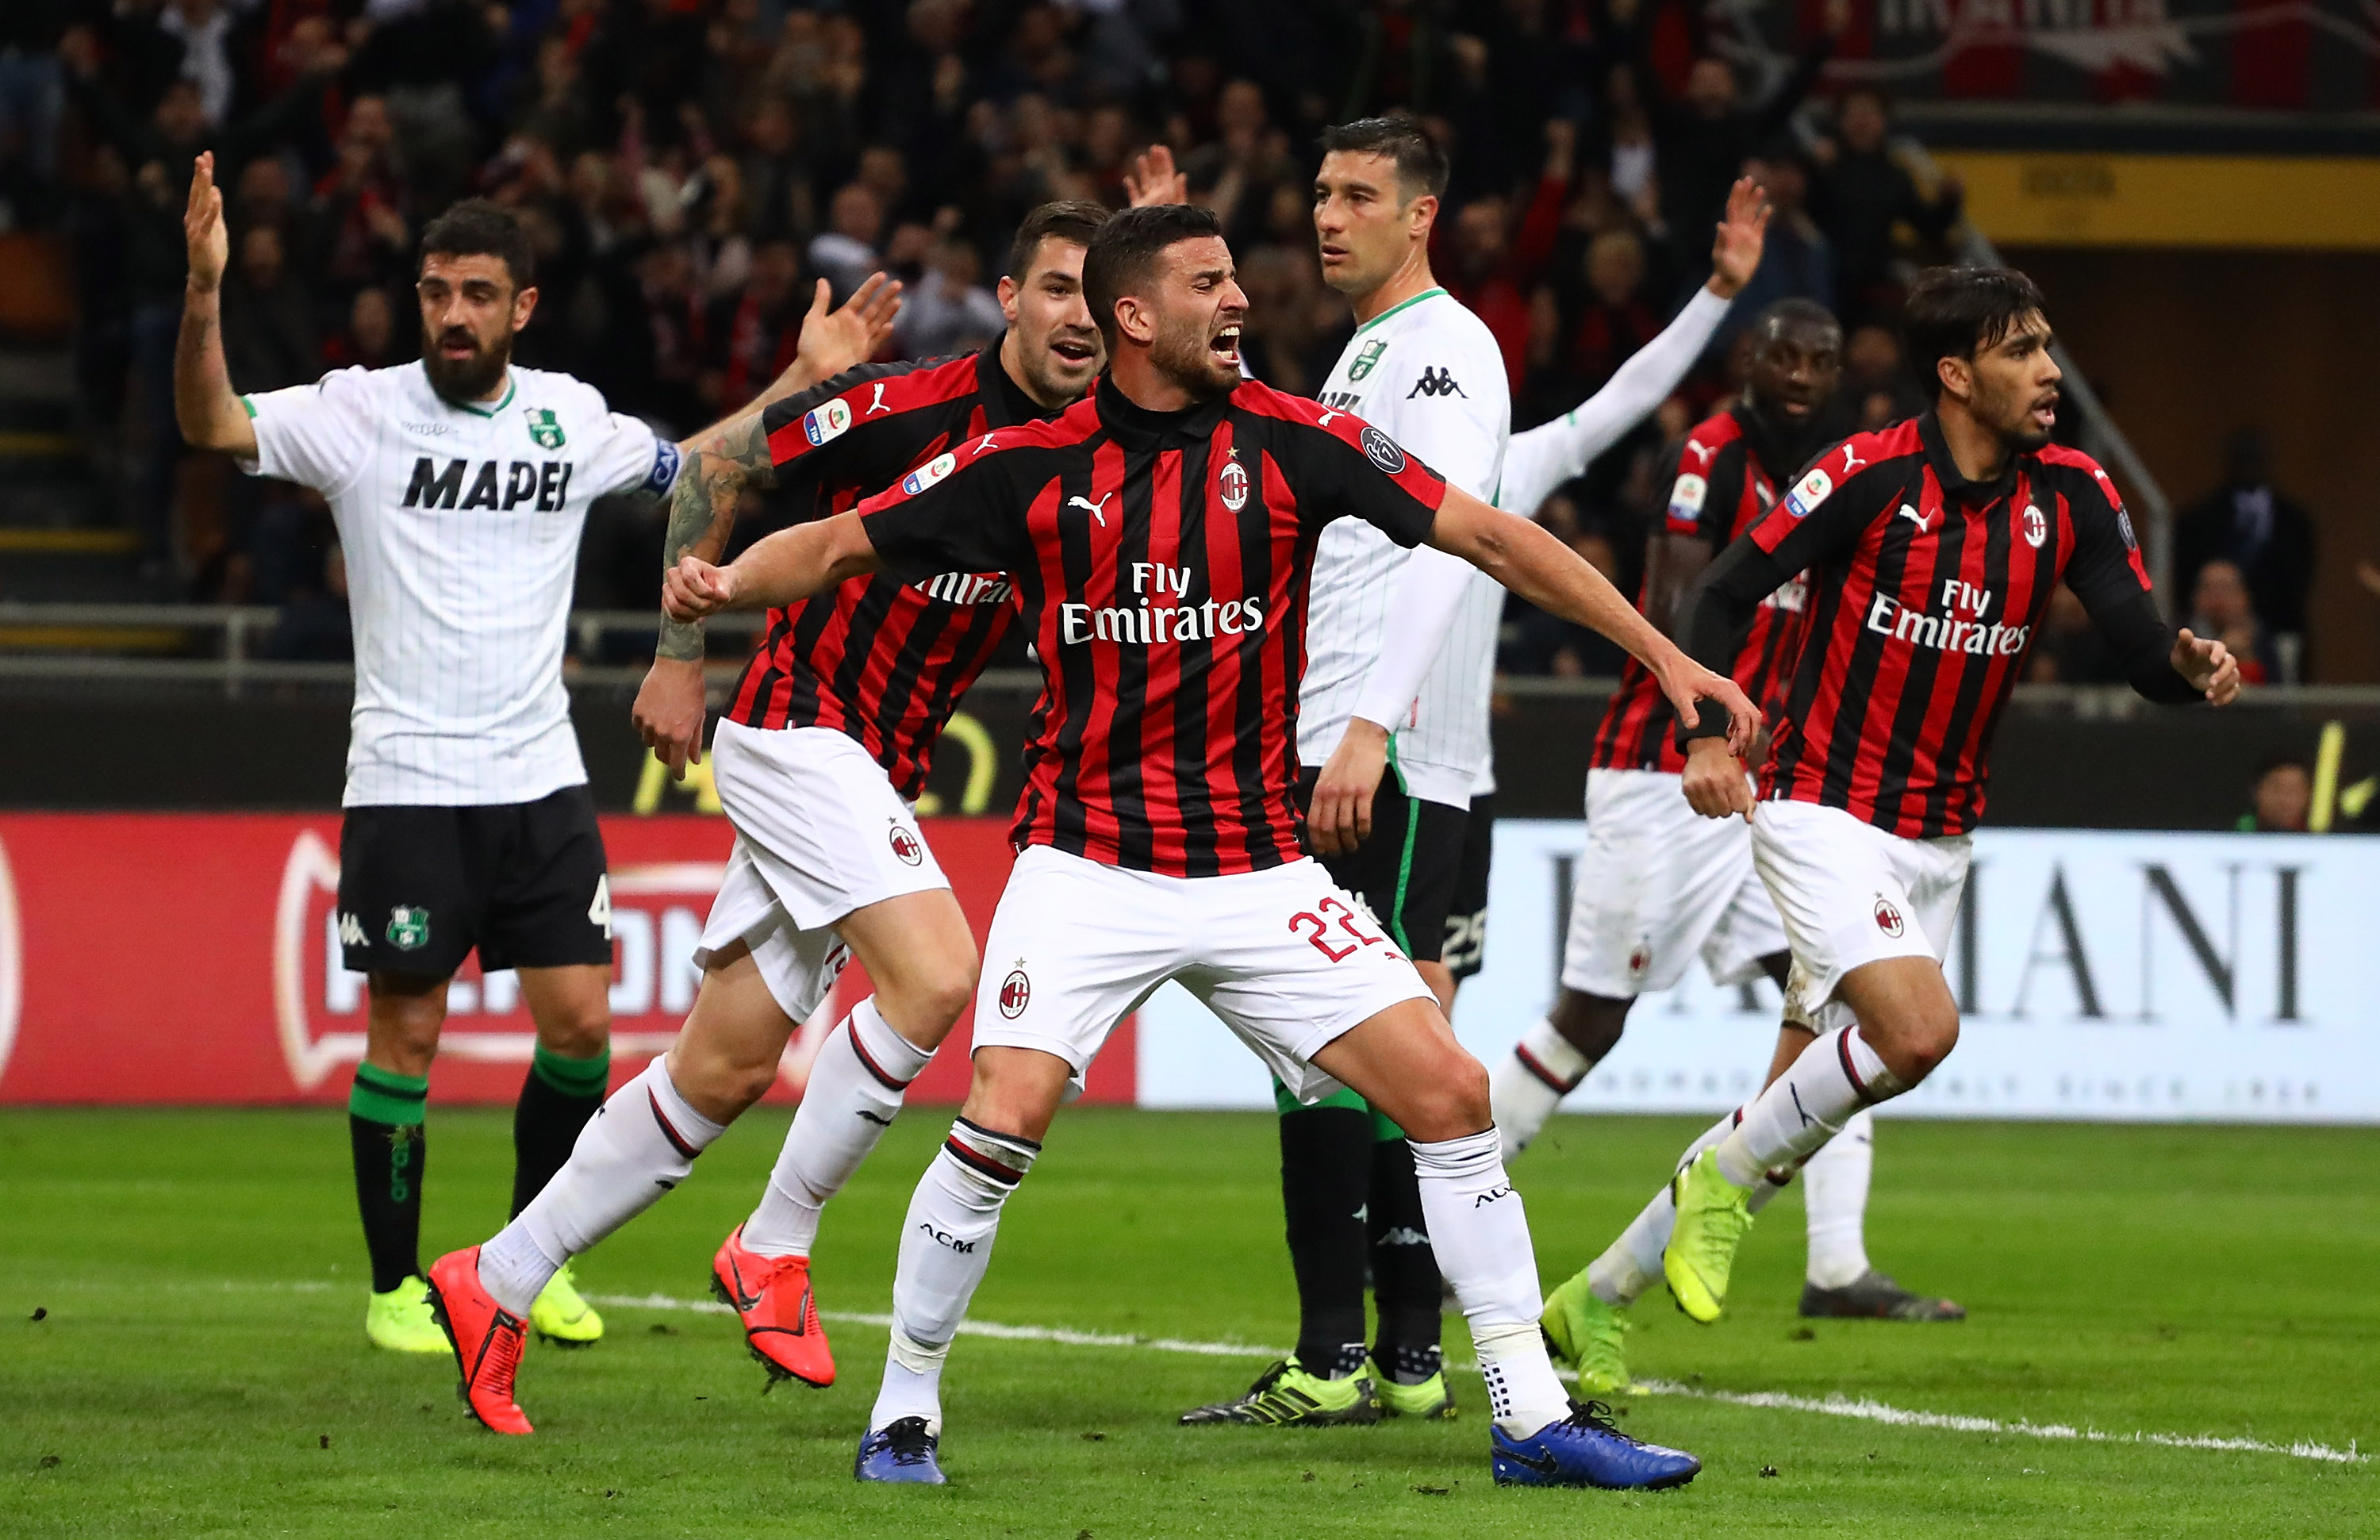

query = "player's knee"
[539,1004,610,1061]
[666,1041,774,1122]
[1401,1052,1492,1143]
[1873,1004,1960,1085]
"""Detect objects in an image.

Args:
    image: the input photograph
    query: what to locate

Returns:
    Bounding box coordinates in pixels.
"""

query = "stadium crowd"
[9,0,2302,681]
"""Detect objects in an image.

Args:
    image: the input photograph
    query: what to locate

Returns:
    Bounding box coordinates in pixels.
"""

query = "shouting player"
[1502,298,1959,1399]
[417,202,1119,1427]
[1185,117,1773,1428]
[1653,266,2239,1326]
[172,155,895,1355]
[653,204,1760,1489]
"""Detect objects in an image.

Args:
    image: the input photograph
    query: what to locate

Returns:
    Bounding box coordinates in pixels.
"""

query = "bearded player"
[172,155,895,1357]
[1651,267,2238,1329]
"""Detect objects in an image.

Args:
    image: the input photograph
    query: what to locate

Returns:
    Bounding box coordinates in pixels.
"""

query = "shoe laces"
[1561,1400,1647,1447]
[1242,1358,1294,1399]
[879,1416,935,1463]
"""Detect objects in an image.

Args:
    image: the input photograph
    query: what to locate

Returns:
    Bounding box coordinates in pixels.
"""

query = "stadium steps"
[0,249,143,608]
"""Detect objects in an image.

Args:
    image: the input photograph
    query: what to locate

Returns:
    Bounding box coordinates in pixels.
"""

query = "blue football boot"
[854,1416,946,1484]
[1490,1400,1701,1490]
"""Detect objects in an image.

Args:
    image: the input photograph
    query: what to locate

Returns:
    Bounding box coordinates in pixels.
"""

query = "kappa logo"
[336,912,367,947]
[802,397,853,447]
[998,965,1031,1019]
[864,381,892,416]
[1898,501,1937,535]
[386,906,430,951]
[1066,492,1112,527]
[888,823,924,866]
[2023,503,2048,548]
[1783,466,1833,520]
[1873,897,1906,939]
[1360,424,1407,475]
[1407,366,1465,399]
[1217,456,1249,512]
[900,451,958,497]
[524,407,566,450]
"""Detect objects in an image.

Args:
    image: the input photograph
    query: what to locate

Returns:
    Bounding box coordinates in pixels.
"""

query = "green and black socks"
[350,1064,429,1295]
[510,1043,612,1219]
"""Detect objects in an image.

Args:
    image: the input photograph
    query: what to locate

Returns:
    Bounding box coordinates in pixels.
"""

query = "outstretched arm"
[175,152,255,459]
[662,510,884,623]
[1426,485,1759,754]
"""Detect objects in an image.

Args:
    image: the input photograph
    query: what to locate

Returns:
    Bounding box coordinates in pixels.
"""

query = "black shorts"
[1442,793,1494,981]
[337,785,612,978]
[1296,767,1468,966]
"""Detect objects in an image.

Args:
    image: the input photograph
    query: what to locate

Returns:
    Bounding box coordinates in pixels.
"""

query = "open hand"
[2173,626,2242,705]
[1124,144,1188,207]
[663,555,741,624]
[793,271,902,383]
[632,657,708,780]
[1706,176,1772,299]
[184,152,228,292]
[1307,720,1389,857]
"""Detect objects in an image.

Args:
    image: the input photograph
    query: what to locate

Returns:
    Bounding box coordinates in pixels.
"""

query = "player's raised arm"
[1426,483,1759,755]
[174,152,257,460]
[662,509,884,623]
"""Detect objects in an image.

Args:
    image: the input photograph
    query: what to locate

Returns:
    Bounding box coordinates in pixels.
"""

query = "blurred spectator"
[2236,751,2311,833]
[324,284,405,372]
[708,238,806,413]
[809,179,882,300]
[2176,429,2314,677]
[1836,321,1925,432]
[1444,121,1571,394]
[1808,87,1963,324]
[220,224,317,392]
[2024,584,2122,684]
[0,1,67,221]
[1731,148,1833,319]
[2186,559,2274,686]
[266,540,354,662]
[898,238,1007,360]
[1501,500,1631,677]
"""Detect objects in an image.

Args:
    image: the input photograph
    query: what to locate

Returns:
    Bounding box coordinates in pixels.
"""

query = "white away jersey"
[1299,289,1509,808]
[238,362,680,806]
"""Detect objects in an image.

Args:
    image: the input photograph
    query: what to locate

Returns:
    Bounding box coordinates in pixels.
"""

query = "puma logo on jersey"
[1066,493,1111,526]
[1841,444,1868,474]
[865,382,891,416]
[401,456,573,512]
[1898,501,1937,534]
[1317,409,1342,426]
[1684,440,1718,467]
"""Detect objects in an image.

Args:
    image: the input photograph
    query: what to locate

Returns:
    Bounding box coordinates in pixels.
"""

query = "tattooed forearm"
[656,417,777,662]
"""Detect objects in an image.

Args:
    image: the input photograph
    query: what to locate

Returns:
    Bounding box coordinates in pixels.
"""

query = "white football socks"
[869,1119,1039,1436]
[742,997,935,1259]
[1408,1129,1570,1437]
[1489,1017,1595,1160]
[1801,1107,1876,1288]
[1714,1025,1902,1189]
[478,1058,724,1315]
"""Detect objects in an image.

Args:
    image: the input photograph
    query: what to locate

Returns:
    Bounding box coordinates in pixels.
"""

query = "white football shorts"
[1751,797,1971,1034]
[971,846,1436,1103]
[694,719,950,1022]
[1561,768,1787,998]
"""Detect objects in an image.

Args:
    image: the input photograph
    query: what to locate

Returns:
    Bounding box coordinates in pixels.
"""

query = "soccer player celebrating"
[1651,267,2239,1327]
[172,153,896,1356]
[419,202,1120,1427]
[1184,118,1772,1429]
[1494,299,1960,1400]
[654,204,1760,1489]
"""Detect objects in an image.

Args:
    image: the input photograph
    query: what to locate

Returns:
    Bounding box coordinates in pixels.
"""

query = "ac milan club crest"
[888,824,924,866]
[2022,503,2047,548]
[997,965,1031,1019]
[1217,455,1249,512]
[1626,939,1651,977]
[1873,897,1905,938]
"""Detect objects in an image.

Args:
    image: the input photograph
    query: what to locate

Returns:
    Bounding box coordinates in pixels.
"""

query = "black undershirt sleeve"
[2082,581,2199,705]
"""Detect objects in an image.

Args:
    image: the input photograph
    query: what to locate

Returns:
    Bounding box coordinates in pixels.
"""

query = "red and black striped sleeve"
[1665,422,1746,546]
[2044,446,2196,705]
[1676,435,1897,744]
[1233,382,1446,546]
[758,358,979,515]
[854,424,1042,581]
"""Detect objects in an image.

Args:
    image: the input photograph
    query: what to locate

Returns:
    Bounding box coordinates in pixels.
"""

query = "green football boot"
[1179,1358,1383,1427]
[1367,1357,1455,1420]
[1663,1150,1756,1324]
[530,1262,604,1347]
[365,1275,451,1354]
[1539,1272,1635,1396]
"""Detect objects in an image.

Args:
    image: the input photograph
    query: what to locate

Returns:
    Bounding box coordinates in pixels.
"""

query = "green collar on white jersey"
[1353,286,1449,336]
[451,374,518,418]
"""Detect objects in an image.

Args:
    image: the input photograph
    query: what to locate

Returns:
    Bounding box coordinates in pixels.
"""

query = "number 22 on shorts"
[1288,895,1399,963]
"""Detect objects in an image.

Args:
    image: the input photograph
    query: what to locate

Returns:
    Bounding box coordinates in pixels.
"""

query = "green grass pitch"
[3,1107,2374,1537]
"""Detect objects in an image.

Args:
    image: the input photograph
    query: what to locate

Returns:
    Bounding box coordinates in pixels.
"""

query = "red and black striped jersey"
[1591,403,1813,774]
[1682,412,2182,839]
[725,347,1058,798]
[857,378,1449,877]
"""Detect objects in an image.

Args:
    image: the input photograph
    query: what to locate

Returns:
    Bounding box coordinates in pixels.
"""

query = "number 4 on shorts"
[588,874,613,939]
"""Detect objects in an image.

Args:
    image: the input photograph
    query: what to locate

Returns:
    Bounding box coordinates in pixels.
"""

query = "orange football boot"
[711,1225,835,1388]
[426,1247,534,1435]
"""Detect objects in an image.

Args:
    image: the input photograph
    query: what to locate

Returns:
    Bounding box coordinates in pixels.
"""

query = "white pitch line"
[589,1292,2367,1467]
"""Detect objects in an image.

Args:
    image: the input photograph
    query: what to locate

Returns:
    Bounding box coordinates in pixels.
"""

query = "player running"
[417,202,1121,1428]
[647,203,1760,1489]
[172,154,895,1357]
[1184,117,1772,1429]
[1492,299,1959,1398]
[1653,266,2239,1327]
